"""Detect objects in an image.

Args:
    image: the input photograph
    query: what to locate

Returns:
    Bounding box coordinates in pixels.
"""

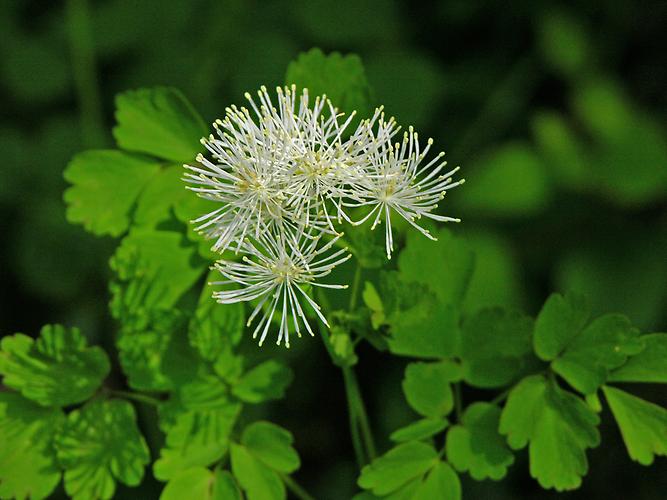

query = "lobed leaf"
[160,468,241,500]
[608,333,667,383]
[390,418,449,444]
[402,361,461,418]
[232,361,293,404]
[533,291,589,361]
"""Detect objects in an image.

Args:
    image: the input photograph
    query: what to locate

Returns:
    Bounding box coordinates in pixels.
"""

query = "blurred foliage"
[1,0,666,499]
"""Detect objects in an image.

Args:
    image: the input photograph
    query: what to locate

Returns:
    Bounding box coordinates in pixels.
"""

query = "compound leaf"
[113,87,206,163]
[241,421,300,473]
[0,393,64,500]
[0,325,110,407]
[160,468,241,500]
[402,361,461,418]
[499,375,600,491]
[602,385,667,465]
[64,150,160,237]
[54,399,150,500]
[232,361,293,404]
[446,402,514,480]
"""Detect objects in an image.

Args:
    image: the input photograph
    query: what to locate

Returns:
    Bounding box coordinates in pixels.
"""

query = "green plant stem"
[65,0,105,147]
[281,474,316,500]
[109,389,161,407]
[342,365,367,468]
[490,388,511,406]
[454,383,463,422]
[342,364,377,465]
[348,263,363,311]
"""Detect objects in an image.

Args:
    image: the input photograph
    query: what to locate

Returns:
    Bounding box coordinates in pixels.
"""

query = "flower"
[211,229,350,347]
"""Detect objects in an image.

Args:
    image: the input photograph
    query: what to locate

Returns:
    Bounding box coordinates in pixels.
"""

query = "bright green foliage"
[499,375,600,491]
[446,403,514,480]
[0,393,64,500]
[54,399,150,500]
[602,386,667,465]
[189,293,244,362]
[609,333,667,383]
[0,325,110,407]
[64,150,160,237]
[285,48,372,119]
[154,377,242,480]
[534,292,644,394]
[380,272,461,358]
[397,228,474,307]
[362,281,385,329]
[133,165,190,228]
[390,418,449,443]
[230,422,300,500]
[534,291,590,360]
[358,441,461,499]
[160,468,241,500]
[402,361,461,418]
[232,360,293,403]
[460,308,537,388]
[551,314,643,394]
[113,87,207,163]
[458,143,552,217]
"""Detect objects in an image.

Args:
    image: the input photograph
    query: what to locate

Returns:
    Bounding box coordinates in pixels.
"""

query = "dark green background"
[1,1,666,498]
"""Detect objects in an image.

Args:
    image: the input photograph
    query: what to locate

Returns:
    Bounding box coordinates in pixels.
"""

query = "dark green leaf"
[113,87,207,163]
[54,399,150,500]
[64,150,160,237]
[534,291,589,361]
[0,325,110,407]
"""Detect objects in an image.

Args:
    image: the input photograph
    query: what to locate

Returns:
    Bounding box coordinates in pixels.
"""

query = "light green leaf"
[241,421,300,473]
[551,314,643,394]
[113,87,207,163]
[230,443,285,500]
[0,325,110,407]
[398,228,474,307]
[285,48,372,119]
[460,308,538,388]
[458,143,552,217]
[362,281,386,329]
[603,386,667,465]
[413,462,461,500]
[357,441,438,496]
[499,375,600,491]
[0,393,64,500]
[160,468,241,500]
[134,165,190,228]
[189,292,245,362]
[402,361,461,418]
[64,150,160,237]
[446,402,514,480]
[154,377,242,481]
[390,418,449,443]
[54,399,150,500]
[534,291,589,361]
[232,361,293,404]
[609,333,667,383]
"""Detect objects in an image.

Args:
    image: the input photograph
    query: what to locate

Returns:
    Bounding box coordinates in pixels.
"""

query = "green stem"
[489,388,511,407]
[349,369,377,461]
[342,365,367,468]
[281,474,316,500]
[348,263,363,311]
[65,0,105,147]
[454,383,463,422]
[109,389,161,407]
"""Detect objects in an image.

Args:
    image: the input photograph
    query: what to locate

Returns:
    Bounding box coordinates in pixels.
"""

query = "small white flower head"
[184,85,464,347]
[211,228,350,347]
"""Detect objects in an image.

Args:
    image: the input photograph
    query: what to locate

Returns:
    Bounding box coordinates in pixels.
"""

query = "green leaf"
[412,462,461,500]
[446,402,514,480]
[458,143,552,217]
[534,291,589,361]
[390,418,449,443]
[499,375,600,491]
[64,150,160,237]
[160,468,241,500]
[381,272,461,359]
[551,314,643,394]
[402,361,461,418]
[285,48,372,119]
[0,324,110,407]
[398,228,474,307]
[134,164,190,228]
[232,361,293,404]
[0,393,64,500]
[537,9,591,79]
[362,281,386,329]
[189,293,245,362]
[230,443,285,500]
[154,378,242,481]
[609,333,667,383]
[113,87,207,163]
[460,308,538,388]
[54,399,150,500]
[602,386,667,465]
[110,229,205,313]
[241,421,300,473]
[357,441,438,496]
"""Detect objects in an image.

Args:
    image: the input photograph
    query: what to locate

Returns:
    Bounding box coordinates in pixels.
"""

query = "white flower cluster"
[185,85,463,347]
